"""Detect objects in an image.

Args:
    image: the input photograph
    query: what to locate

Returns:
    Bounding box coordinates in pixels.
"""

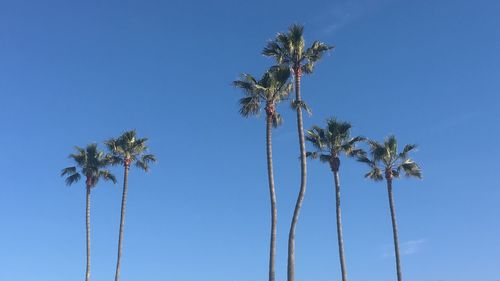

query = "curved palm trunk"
[333,170,348,281]
[114,164,130,281]
[386,178,403,281]
[85,186,91,281]
[266,113,278,281]
[288,68,307,281]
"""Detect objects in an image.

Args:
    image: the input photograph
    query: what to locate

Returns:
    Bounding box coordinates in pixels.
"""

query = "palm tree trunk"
[114,164,130,281]
[288,68,307,281]
[386,178,403,281]
[85,186,91,281]
[333,171,348,281]
[266,113,278,281]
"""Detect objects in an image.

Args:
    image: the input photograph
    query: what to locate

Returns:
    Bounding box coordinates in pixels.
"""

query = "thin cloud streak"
[382,238,427,258]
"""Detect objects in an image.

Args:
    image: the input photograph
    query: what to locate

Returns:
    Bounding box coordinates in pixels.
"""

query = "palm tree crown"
[233,67,292,126]
[61,143,117,187]
[358,135,422,180]
[105,130,156,170]
[306,118,364,171]
[263,24,333,75]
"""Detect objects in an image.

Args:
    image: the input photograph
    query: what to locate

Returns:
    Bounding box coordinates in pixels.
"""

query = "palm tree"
[106,130,156,281]
[233,67,292,281]
[357,136,422,281]
[263,24,333,281]
[61,144,117,281]
[305,118,364,281]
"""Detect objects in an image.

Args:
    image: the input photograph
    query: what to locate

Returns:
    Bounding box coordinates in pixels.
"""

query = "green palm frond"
[305,151,319,159]
[100,170,117,184]
[319,154,331,163]
[272,112,283,128]
[239,96,261,117]
[365,167,384,181]
[64,172,81,186]
[399,159,422,179]
[291,100,312,115]
[61,166,77,177]
[399,144,418,159]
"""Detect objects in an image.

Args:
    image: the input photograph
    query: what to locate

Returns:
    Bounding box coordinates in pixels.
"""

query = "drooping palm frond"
[291,100,312,115]
[398,159,422,179]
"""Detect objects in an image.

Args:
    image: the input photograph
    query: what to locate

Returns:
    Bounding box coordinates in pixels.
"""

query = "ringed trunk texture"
[386,178,403,281]
[333,170,348,281]
[288,68,307,281]
[114,164,130,281]
[85,186,91,281]
[266,113,278,281]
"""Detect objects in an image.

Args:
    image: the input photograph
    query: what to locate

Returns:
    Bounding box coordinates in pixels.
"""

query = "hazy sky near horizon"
[1,0,499,280]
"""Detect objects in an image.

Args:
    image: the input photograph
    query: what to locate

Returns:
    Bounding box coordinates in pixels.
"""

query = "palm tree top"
[358,135,422,181]
[233,67,292,127]
[262,24,334,73]
[306,118,364,165]
[61,143,117,188]
[106,130,156,171]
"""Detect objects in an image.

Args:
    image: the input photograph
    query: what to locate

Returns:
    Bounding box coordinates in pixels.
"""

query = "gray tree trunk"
[288,69,307,281]
[266,114,277,281]
[85,186,91,281]
[386,178,403,281]
[333,171,348,281]
[114,164,130,281]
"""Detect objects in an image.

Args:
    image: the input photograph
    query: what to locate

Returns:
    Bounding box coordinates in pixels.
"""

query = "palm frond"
[365,167,384,181]
[65,172,81,186]
[399,159,422,179]
[272,112,283,128]
[61,166,77,177]
[291,100,312,115]
[99,170,117,184]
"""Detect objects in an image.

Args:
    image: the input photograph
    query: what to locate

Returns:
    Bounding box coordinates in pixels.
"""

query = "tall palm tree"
[233,67,292,281]
[357,136,422,281]
[305,118,364,281]
[263,24,333,281]
[61,144,117,281]
[106,130,156,281]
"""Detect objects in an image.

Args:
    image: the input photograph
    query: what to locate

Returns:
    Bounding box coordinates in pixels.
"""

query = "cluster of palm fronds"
[234,24,422,281]
[61,130,156,281]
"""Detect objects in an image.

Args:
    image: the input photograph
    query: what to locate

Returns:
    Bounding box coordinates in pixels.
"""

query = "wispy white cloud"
[310,0,393,34]
[382,239,427,258]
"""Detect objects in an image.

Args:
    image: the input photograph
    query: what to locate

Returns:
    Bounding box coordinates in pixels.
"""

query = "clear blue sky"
[1,0,499,280]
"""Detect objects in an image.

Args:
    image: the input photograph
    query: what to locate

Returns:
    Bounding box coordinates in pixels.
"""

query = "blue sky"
[1,0,499,280]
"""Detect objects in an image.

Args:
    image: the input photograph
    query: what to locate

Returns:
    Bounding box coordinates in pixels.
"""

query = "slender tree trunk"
[333,170,348,281]
[114,163,130,281]
[386,178,403,281]
[288,67,307,281]
[266,113,278,281]
[85,186,91,281]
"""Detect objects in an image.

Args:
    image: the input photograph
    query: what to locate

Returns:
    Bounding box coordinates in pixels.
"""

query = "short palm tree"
[357,136,422,281]
[233,67,292,281]
[106,130,156,281]
[61,144,116,281]
[263,24,333,281]
[305,118,364,281]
